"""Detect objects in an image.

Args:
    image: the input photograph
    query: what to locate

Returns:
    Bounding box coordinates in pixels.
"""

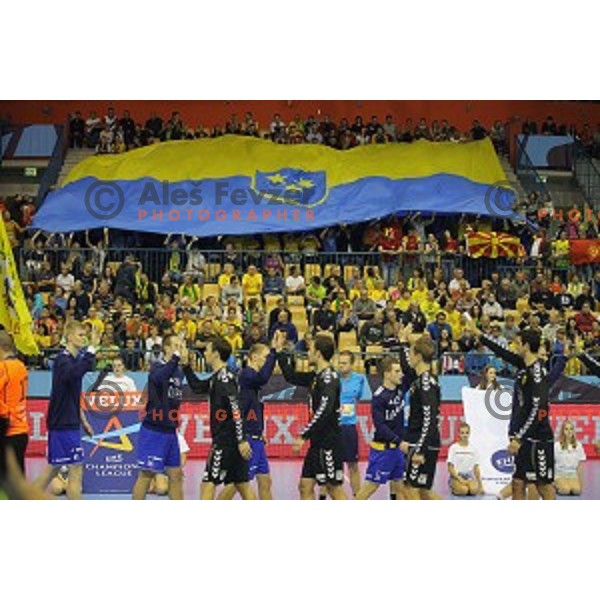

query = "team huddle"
[4,318,600,500]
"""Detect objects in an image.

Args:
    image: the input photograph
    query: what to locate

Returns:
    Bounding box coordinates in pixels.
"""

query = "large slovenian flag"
[33,136,516,236]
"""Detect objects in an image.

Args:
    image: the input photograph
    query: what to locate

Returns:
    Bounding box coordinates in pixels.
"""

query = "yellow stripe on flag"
[0,220,39,355]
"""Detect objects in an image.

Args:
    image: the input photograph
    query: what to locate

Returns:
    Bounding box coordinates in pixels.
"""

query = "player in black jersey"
[181,337,255,500]
[580,352,600,377]
[478,328,556,500]
[398,326,442,500]
[275,332,348,500]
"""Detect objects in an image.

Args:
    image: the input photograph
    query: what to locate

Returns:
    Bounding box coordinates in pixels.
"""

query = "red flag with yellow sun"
[466,231,526,259]
[570,239,600,265]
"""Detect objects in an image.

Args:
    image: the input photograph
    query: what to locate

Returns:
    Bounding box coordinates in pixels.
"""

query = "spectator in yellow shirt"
[364,267,381,290]
[224,323,243,354]
[515,291,530,315]
[83,307,105,335]
[443,301,463,338]
[421,290,442,323]
[552,230,570,270]
[348,279,365,302]
[174,311,197,342]
[410,280,429,305]
[178,274,202,306]
[218,263,236,289]
[220,306,242,335]
[241,264,263,307]
[368,279,389,307]
[395,289,412,312]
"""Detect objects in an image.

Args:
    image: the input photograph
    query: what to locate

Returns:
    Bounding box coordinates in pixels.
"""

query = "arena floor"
[25,458,600,500]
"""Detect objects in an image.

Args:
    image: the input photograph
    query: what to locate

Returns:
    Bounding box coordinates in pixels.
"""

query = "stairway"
[497,154,527,204]
[56,147,96,187]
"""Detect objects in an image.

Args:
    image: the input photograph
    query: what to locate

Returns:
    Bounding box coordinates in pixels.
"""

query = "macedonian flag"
[466,231,526,259]
[570,239,600,265]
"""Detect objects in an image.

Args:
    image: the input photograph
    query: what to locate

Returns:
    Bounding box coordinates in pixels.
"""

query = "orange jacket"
[0,358,29,436]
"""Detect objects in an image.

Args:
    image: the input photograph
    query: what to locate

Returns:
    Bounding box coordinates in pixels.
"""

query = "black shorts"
[203,444,249,485]
[514,439,554,484]
[301,442,344,486]
[404,446,439,490]
[5,433,28,475]
[340,425,359,463]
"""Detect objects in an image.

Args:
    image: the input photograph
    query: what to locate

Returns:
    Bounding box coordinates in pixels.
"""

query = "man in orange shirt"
[0,331,29,474]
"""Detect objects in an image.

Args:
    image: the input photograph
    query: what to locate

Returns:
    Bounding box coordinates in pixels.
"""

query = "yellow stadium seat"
[265,295,283,313]
[366,344,384,355]
[205,263,221,281]
[284,263,300,278]
[363,265,381,278]
[202,283,220,300]
[287,294,305,306]
[323,264,336,278]
[295,319,309,334]
[344,265,356,282]
[338,330,358,350]
[304,263,322,282]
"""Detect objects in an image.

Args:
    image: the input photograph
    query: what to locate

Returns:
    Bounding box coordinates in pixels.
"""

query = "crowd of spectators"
[66,107,600,157]
[67,107,512,154]
[4,209,598,375]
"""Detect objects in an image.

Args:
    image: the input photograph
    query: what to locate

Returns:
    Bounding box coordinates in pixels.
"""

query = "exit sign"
[24,167,37,177]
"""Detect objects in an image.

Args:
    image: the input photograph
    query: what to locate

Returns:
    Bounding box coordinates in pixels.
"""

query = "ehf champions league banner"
[461,387,513,495]
[79,391,146,494]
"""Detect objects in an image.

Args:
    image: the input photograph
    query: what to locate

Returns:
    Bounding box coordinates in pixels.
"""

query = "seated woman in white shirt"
[447,423,484,496]
[554,420,586,496]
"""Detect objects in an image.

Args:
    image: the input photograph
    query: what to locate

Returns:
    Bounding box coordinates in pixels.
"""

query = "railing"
[36,124,67,207]
[25,345,593,379]
[15,246,589,291]
[573,138,600,213]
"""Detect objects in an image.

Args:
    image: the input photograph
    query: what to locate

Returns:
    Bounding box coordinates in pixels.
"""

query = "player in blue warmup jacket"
[132,334,186,500]
[33,321,99,499]
[356,356,406,500]
[218,342,277,500]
